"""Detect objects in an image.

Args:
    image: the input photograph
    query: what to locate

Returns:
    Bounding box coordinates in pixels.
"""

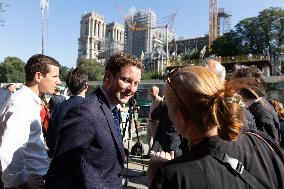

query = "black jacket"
[46,95,85,157]
[45,88,125,189]
[151,130,284,189]
[151,101,181,155]
[248,98,281,144]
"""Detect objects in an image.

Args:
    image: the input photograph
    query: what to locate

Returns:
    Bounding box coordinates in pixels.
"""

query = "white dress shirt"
[0,85,50,188]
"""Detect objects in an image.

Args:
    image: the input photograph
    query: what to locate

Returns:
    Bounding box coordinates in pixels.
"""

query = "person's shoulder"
[0,88,7,93]
[66,93,100,113]
[159,152,212,178]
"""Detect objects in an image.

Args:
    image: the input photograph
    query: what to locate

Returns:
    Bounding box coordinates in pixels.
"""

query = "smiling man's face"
[104,65,141,105]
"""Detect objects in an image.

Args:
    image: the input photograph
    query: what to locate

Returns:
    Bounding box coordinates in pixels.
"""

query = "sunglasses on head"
[165,67,186,106]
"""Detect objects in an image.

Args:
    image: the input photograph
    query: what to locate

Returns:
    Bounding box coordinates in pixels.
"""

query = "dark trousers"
[0,172,3,189]
[5,174,44,189]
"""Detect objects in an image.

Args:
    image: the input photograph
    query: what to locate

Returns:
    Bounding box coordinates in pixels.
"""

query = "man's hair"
[271,99,284,120]
[232,65,266,97]
[6,83,14,89]
[66,67,88,96]
[105,52,144,76]
[25,54,61,82]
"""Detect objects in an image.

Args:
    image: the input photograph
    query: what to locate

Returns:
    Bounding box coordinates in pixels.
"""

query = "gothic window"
[97,42,101,51]
[85,21,88,36]
[94,21,97,36]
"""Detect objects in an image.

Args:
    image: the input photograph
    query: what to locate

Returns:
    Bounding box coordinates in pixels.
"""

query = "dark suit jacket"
[280,120,284,148]
[45,88,125,189]
[48,94,66,112]
[248,98,281,144]
[46,95,85,157]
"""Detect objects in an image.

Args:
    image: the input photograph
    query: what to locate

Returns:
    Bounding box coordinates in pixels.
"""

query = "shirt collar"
[100,86,118,111]
[21,85,41,105]
[245,97,262,108]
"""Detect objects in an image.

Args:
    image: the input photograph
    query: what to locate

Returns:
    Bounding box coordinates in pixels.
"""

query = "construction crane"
[209,0,218,49]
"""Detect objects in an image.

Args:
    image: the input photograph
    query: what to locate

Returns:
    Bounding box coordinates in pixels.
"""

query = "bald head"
[150,86,159,99]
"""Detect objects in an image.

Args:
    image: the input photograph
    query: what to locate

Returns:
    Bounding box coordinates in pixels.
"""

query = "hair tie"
[213,88,225,99]
[224,95,245,107]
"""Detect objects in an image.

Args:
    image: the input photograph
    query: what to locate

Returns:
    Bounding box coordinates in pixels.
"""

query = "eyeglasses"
[165,67,186,106]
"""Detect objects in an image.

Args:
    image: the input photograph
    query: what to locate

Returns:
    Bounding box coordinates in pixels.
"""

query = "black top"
[48,94,66,112]
[245,109,256,130]
[151,130,284,189]
[248,98,281,144]
[151,101,181,155]
[280,120,284,148]
[46,95,85,157]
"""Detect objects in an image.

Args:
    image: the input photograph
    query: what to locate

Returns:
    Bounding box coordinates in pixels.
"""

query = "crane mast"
[209,0,218,49]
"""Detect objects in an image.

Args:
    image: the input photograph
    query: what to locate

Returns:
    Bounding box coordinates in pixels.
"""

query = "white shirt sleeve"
[0,106,31,186]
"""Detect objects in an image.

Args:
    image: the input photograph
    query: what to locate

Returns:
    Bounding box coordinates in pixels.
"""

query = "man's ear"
[84,83,89,90]
[34,72,42,83]
[104,70,112,81]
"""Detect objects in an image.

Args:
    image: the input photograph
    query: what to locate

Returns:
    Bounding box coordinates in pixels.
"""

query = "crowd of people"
[0,52,283,189]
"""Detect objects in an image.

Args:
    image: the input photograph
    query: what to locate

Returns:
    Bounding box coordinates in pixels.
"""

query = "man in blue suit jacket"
[46,67,89,157]
[45,53,143,189]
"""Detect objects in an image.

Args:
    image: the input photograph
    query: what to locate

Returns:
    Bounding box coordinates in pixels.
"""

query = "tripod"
[122,100,146,186]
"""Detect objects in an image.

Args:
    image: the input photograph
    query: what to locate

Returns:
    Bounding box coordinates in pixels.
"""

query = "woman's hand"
[147,151,174,188]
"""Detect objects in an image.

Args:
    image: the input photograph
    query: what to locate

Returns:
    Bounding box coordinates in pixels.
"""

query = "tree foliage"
[59,66,70,82]
[0,57,25,83]
[77,59,104,81]
[141,71,163,80]
[211,31,242,56]
[211,7,284,58]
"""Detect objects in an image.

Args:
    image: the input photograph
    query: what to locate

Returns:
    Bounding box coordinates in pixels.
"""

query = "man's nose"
[57,79,62,85]
[128,83,137,93]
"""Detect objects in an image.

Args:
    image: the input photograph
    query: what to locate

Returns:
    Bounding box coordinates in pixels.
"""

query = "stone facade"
[104,22,124,59]
[78,12,106,61]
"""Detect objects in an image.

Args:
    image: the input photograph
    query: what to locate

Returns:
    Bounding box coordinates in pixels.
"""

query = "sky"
[0,0,283,68]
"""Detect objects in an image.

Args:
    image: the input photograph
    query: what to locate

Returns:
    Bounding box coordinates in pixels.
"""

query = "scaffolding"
[218,8,232,36]
[124,8,156,58]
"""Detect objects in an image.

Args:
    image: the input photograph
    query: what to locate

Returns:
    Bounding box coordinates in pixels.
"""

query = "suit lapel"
[94,88,125,160]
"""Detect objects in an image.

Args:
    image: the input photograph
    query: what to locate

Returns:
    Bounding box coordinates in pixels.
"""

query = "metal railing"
[221,54,270,64]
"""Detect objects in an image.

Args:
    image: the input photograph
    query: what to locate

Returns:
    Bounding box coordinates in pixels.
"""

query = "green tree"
[77,59,104,81]
[235,7,284,56]
[0,57,25,83]
[59,66,70,82]
[211,31,242,56]
[181,52,190,63]
[141,71,163,80]
[211,7,284,58]
[189,49,200,61]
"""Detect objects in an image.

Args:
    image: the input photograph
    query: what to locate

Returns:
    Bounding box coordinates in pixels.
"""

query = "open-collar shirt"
[0,85,50,188]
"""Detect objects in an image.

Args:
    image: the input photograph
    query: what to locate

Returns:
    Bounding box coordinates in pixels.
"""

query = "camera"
[128,92,140,112]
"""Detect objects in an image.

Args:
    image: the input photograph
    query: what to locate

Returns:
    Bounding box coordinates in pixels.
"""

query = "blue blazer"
[46,95,85,157]
[45,87,125,189]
